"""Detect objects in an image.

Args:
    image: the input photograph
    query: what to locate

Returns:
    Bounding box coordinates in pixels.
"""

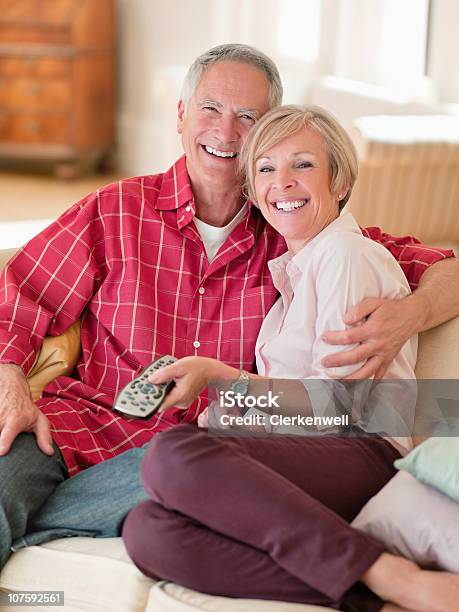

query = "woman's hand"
[149,356,238,412]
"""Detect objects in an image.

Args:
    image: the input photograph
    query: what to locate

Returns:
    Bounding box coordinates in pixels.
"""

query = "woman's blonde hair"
[240,105,358,211]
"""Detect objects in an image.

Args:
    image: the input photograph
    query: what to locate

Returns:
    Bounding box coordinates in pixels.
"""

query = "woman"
[122,106,459,612]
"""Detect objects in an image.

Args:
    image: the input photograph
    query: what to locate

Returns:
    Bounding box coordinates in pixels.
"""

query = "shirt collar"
[156,155,262,234]
[268,212,362,280]
[155,155,195,211]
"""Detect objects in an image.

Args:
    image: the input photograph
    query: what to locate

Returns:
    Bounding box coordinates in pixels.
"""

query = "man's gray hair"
[181,43,283,109]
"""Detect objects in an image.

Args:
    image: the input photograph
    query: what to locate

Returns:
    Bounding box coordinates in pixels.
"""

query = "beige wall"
[115,0,458,177]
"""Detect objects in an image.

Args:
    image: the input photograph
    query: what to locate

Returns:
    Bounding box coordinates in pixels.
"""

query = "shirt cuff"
[0,334,37,376]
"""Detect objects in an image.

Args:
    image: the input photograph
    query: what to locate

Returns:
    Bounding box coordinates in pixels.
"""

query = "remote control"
[114,355,177,419]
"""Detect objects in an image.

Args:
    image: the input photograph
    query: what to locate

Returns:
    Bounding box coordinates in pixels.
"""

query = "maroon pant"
[123,424,400,611]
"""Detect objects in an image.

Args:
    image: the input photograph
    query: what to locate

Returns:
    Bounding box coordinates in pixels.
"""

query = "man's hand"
[321,297,419,380]
[0,364,54,456]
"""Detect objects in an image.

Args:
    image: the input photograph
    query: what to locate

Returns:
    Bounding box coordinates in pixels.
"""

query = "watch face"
[232,380,248,395]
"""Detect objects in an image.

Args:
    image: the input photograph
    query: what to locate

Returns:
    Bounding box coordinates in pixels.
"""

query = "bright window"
[333,0,430,99]
[378,0,430,96]
[277,0,321,62]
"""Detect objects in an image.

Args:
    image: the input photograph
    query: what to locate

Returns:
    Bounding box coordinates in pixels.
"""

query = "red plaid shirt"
[0,156,454,474]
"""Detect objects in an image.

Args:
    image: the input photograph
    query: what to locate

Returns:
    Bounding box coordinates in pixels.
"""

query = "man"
[0,44,458,571]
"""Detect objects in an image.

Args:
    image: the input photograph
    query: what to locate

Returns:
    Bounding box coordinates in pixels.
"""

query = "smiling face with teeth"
[254,127,342,255]
[177,61,271,221]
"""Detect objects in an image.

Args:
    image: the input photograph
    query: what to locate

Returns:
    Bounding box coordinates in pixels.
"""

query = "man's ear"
[177,99,185,135]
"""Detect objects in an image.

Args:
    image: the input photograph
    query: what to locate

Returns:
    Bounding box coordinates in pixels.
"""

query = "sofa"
[1,240,459,611]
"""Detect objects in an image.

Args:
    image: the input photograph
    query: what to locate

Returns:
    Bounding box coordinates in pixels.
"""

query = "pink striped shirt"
[0,156,454,473]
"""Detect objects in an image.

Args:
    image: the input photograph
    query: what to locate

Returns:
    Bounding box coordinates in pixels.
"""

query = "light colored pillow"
[27,320,81,401]
[351,470,459,572]
[394,436,459,504]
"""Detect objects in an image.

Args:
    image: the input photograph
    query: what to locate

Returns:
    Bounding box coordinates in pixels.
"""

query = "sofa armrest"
[412,315,459,444]
[415,315,459,379]
[27,320,82,401]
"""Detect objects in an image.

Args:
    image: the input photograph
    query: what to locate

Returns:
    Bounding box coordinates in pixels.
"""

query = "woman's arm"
[301,234,417,436]
[322,255,459,379]
[149,356,313,418]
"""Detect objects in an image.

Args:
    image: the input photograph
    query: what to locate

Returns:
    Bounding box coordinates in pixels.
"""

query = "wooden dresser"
[0,0,115,176]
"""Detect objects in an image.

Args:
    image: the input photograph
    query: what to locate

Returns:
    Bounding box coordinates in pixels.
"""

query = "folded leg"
[124,424,399,608]
[124,499,382,612]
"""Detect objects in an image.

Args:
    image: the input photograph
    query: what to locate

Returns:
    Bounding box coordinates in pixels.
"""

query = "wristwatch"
[230,369,250,397]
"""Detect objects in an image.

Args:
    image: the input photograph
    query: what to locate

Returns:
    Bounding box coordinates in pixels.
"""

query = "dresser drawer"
[0,0,73,45]
[0,76,71,111]
[0,0,74,24]
[0,111,69,144]
[0,56,70,79]
[0,26,71,46]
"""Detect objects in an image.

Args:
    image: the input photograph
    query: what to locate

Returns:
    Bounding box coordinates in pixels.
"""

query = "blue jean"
[2,433,149,568]
[0,433,67,569]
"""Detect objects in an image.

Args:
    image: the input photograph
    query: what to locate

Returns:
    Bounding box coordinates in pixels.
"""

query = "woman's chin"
[270,219,312,242]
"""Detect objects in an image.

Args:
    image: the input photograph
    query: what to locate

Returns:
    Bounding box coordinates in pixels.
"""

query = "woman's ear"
[337,186,349,202]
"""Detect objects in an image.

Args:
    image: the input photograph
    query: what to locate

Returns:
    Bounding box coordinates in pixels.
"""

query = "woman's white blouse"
[255,212,418,454]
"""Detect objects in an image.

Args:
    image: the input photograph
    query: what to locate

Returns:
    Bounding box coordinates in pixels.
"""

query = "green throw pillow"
[394,437,459,504]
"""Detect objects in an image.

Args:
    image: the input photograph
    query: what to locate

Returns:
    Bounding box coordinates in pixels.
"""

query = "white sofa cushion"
[0,538,333,612]
[0,538,152,612]
[148,582,330,612]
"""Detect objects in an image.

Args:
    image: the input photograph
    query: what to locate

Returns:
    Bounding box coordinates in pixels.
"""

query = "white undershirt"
[193,203,248,262]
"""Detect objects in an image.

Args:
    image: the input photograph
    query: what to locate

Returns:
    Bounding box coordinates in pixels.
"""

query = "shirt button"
[193,340,200,349]
[198,287,205,295]
[185,205,191,212]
